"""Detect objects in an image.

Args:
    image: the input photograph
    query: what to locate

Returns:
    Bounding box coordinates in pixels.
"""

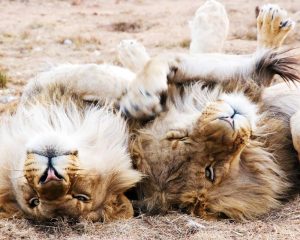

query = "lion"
[119,3,300,220]
[0,1,299,222]
[0,64,142,221]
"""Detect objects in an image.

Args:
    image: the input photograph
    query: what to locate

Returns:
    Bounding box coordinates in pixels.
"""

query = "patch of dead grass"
[179,38,190,49]
[58,35,102,48]
[0,70,8,88]
[109,21,143,33]
[0,197,298,240]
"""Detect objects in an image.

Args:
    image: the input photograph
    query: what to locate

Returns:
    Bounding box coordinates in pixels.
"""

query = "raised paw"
[257,4,295,49]
[118,39,150,73]
[120,85,167,120]
[119,54,177,120]
[189,0,229,54]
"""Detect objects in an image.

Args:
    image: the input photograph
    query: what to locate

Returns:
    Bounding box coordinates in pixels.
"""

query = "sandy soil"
[0,0,300,239]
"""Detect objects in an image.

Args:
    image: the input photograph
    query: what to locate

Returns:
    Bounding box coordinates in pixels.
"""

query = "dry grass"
[109,21,143,33]
[179,38,191,49]
[0,197,299,239]
[0,70,8,88]
[58,35,102,48]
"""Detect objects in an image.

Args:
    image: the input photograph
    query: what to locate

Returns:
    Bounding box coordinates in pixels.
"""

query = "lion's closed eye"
[72,194,90,202]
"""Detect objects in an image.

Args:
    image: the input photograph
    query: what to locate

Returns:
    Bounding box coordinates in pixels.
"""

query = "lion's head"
[132,87,294,220]
[0,104,141,222]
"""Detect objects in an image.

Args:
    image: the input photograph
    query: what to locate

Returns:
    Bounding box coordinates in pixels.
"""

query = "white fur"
[263,82,300,159]
[0,103,140,188]
[144,84,258,139]
[22,63,136,104]
[219,93,259,130]
[0,62,142,205]
[189,0,229,54]
[175,52,259,81]
[291,111,300,157]
[118,39,150,73]
[263,83,300,116]
[119,51,264,119]
[118,2,296,119]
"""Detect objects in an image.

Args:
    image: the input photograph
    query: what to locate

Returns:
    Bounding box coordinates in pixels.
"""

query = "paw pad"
[257,4,295,49]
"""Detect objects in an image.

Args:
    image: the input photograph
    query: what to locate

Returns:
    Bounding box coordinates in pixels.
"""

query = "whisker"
[2,166,24,172]
[65,168,87,172]
[73,173,100,177]
[10,175,26,180]
[9,169,24,172]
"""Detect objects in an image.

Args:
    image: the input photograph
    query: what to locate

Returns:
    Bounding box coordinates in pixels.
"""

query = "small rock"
[63,39,73,46]
[0,89,15,95]
[33,47,43,52]
[186,219,205,234]
[93,50,101,56]
[0,95,18,104]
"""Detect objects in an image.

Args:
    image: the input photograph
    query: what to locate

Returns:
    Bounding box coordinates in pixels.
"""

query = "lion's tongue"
[45,168,61,183]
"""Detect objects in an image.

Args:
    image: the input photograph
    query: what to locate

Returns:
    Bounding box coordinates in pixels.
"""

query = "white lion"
[0,64,141,221]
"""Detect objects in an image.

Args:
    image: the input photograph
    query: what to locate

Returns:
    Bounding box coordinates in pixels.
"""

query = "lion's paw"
[189,0,229,54]
[257,4,295,49]
[120,83,167,120]
[118,39,150,73]
[119,54,176,120]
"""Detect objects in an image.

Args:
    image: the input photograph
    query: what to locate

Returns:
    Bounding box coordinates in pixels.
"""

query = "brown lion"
[119,3,300,220]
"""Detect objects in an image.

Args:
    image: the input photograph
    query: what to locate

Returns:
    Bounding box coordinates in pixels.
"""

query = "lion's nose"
[218,106,239,130]
[219,116,234,129]
[39,167,64,184]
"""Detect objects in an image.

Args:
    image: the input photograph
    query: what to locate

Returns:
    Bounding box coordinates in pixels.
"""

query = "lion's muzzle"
[24,149,79,201]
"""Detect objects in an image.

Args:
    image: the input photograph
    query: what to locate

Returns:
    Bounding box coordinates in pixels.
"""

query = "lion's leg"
[118,0,229,71]
[256,4,295,49]
[117,0,229,71]
[170,1,296,86]
[118,39,150,73]
[291,111,300,161]
[22,64,135,105]
[189,0,229,54]
[120,49,299,119]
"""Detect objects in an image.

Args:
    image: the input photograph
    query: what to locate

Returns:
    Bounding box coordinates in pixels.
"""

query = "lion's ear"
[0,190,23,219]
[103,170,141,221]
[86,193,134,222]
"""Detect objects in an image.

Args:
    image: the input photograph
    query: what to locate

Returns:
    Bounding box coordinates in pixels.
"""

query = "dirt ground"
[0,0,300,239]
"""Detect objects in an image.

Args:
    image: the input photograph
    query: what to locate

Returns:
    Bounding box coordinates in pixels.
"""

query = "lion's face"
[12,147,134,222]
[134,93,268,220]
[0,103,142,221]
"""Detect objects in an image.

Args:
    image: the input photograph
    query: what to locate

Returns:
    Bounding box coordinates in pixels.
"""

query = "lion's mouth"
[39,167,64,184]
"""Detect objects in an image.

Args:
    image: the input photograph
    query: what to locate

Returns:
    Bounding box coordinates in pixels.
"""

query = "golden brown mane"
[129,79,300,220]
